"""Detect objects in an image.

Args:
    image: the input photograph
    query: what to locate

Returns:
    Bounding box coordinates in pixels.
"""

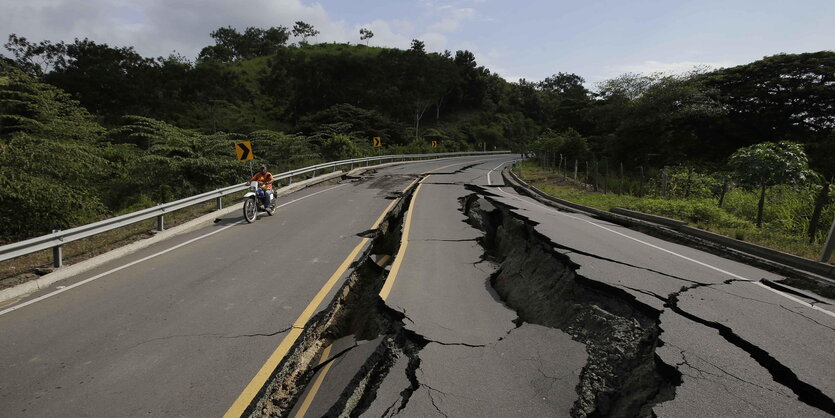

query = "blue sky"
[1,0,833,86]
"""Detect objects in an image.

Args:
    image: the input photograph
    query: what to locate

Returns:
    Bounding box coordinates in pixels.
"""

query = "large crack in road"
[462,188,835,417]
[460,192,681,417]
[244,176,429,417]
[243,177,833,417]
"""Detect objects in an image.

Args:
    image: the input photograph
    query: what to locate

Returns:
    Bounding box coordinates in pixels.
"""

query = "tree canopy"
[2,27,833,239]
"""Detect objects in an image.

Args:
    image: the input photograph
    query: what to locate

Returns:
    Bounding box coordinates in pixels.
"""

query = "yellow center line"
[292,344,334,418]
[379,178,425,301]
[292,158,490,414]
[223,178,418,418]
[228,157,491,417]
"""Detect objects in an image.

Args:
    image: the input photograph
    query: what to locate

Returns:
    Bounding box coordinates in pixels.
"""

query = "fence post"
[216,196,223,210]
[821,217,835,262]
[639,166,645,197]
[585,161,590,186]
[718,178,729,208]
[574,159,578,181]
[604,160,609,194]
[619,162,624,195]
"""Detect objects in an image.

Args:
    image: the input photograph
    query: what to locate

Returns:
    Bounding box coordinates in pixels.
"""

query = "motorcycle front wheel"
[243,198,258,223]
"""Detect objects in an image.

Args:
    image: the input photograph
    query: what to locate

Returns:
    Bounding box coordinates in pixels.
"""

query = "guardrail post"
[216,196,223,210]
[312,169,316,177]
[156,205,164,232]
[51,229,63,268]
[821,217,835,262]
[53,245,62,268]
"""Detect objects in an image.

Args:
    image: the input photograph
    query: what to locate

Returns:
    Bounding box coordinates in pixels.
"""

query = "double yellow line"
[226,157,496,417]
[223,178,419,418]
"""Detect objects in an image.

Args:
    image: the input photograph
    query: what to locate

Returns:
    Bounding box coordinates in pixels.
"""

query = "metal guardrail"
[0,151,510,268]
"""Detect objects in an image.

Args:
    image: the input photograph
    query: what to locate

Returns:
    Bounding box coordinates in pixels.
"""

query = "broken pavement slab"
[389,324,586,417]
[655,310,830,417]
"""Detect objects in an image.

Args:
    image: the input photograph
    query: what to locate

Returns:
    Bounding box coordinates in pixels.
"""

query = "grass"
[516,161,833,263]
[0,194,244,290]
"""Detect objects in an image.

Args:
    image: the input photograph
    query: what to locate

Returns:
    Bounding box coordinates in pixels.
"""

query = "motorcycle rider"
[250,164,274,208]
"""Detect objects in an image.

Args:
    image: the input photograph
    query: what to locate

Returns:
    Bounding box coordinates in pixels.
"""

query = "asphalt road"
[2,155,834,417]
[0,156,505,417]
[293,159,835,417]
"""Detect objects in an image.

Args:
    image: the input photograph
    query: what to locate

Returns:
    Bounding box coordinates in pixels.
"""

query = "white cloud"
[451,7,476,19]
[428,18,461,32]
[0,0,352,59]
[0,0,480,60]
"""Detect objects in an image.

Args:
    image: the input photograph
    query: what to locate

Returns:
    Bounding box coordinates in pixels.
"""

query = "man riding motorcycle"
[250,164,274,208]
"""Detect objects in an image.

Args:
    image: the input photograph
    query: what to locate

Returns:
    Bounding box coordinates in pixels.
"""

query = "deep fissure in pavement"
[665,291,835,414]
[460,192,682,417]
[246,178,430,417]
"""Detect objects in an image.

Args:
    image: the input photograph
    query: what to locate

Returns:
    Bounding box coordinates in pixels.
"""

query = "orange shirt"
[250,172,274,190]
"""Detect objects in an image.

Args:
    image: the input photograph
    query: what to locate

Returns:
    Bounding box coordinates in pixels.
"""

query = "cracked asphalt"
[3,155,833,417]
[0,156,504,417]
[485,176,835,416]
[294,159,834,417]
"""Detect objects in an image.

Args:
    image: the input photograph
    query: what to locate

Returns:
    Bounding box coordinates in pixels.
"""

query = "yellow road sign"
[431,141,438,148]
[235,141,253,161]
[373,137,382,147]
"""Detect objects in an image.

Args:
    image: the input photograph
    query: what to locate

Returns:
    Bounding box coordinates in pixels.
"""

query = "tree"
[728,141,814,227]
[359,28,374,45]
[537,72,591,132]
[539,72,588,100]
[608,72,725,166]
[3,34,67,76]
[292,21,320,44]
[410,39,425,54]
[197,26,289,62]
[702,52,835,143]
[320,134,359,160]
[0,60,104,141]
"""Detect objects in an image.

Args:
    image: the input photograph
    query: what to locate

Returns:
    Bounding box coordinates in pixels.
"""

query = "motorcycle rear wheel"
[243,198,258,223]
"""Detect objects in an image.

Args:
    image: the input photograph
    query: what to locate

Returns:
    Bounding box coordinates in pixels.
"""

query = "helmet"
[260,164,267,170]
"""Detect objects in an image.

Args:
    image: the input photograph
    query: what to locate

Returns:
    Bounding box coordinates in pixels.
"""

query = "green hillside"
[1,27,833,241]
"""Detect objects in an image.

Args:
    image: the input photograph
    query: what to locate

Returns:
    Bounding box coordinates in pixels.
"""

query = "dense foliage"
[1,28,833,242]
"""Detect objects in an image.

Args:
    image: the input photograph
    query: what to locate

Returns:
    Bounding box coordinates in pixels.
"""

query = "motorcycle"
[243,181,276,223]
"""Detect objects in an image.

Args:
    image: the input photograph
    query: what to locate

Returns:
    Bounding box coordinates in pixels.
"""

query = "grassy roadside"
[515,161,832,262]
[0,194,244,290]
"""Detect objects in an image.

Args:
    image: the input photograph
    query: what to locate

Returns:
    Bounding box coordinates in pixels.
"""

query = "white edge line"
[0,185,346,317]
[486,162,505,186]
[495,187,835,319]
